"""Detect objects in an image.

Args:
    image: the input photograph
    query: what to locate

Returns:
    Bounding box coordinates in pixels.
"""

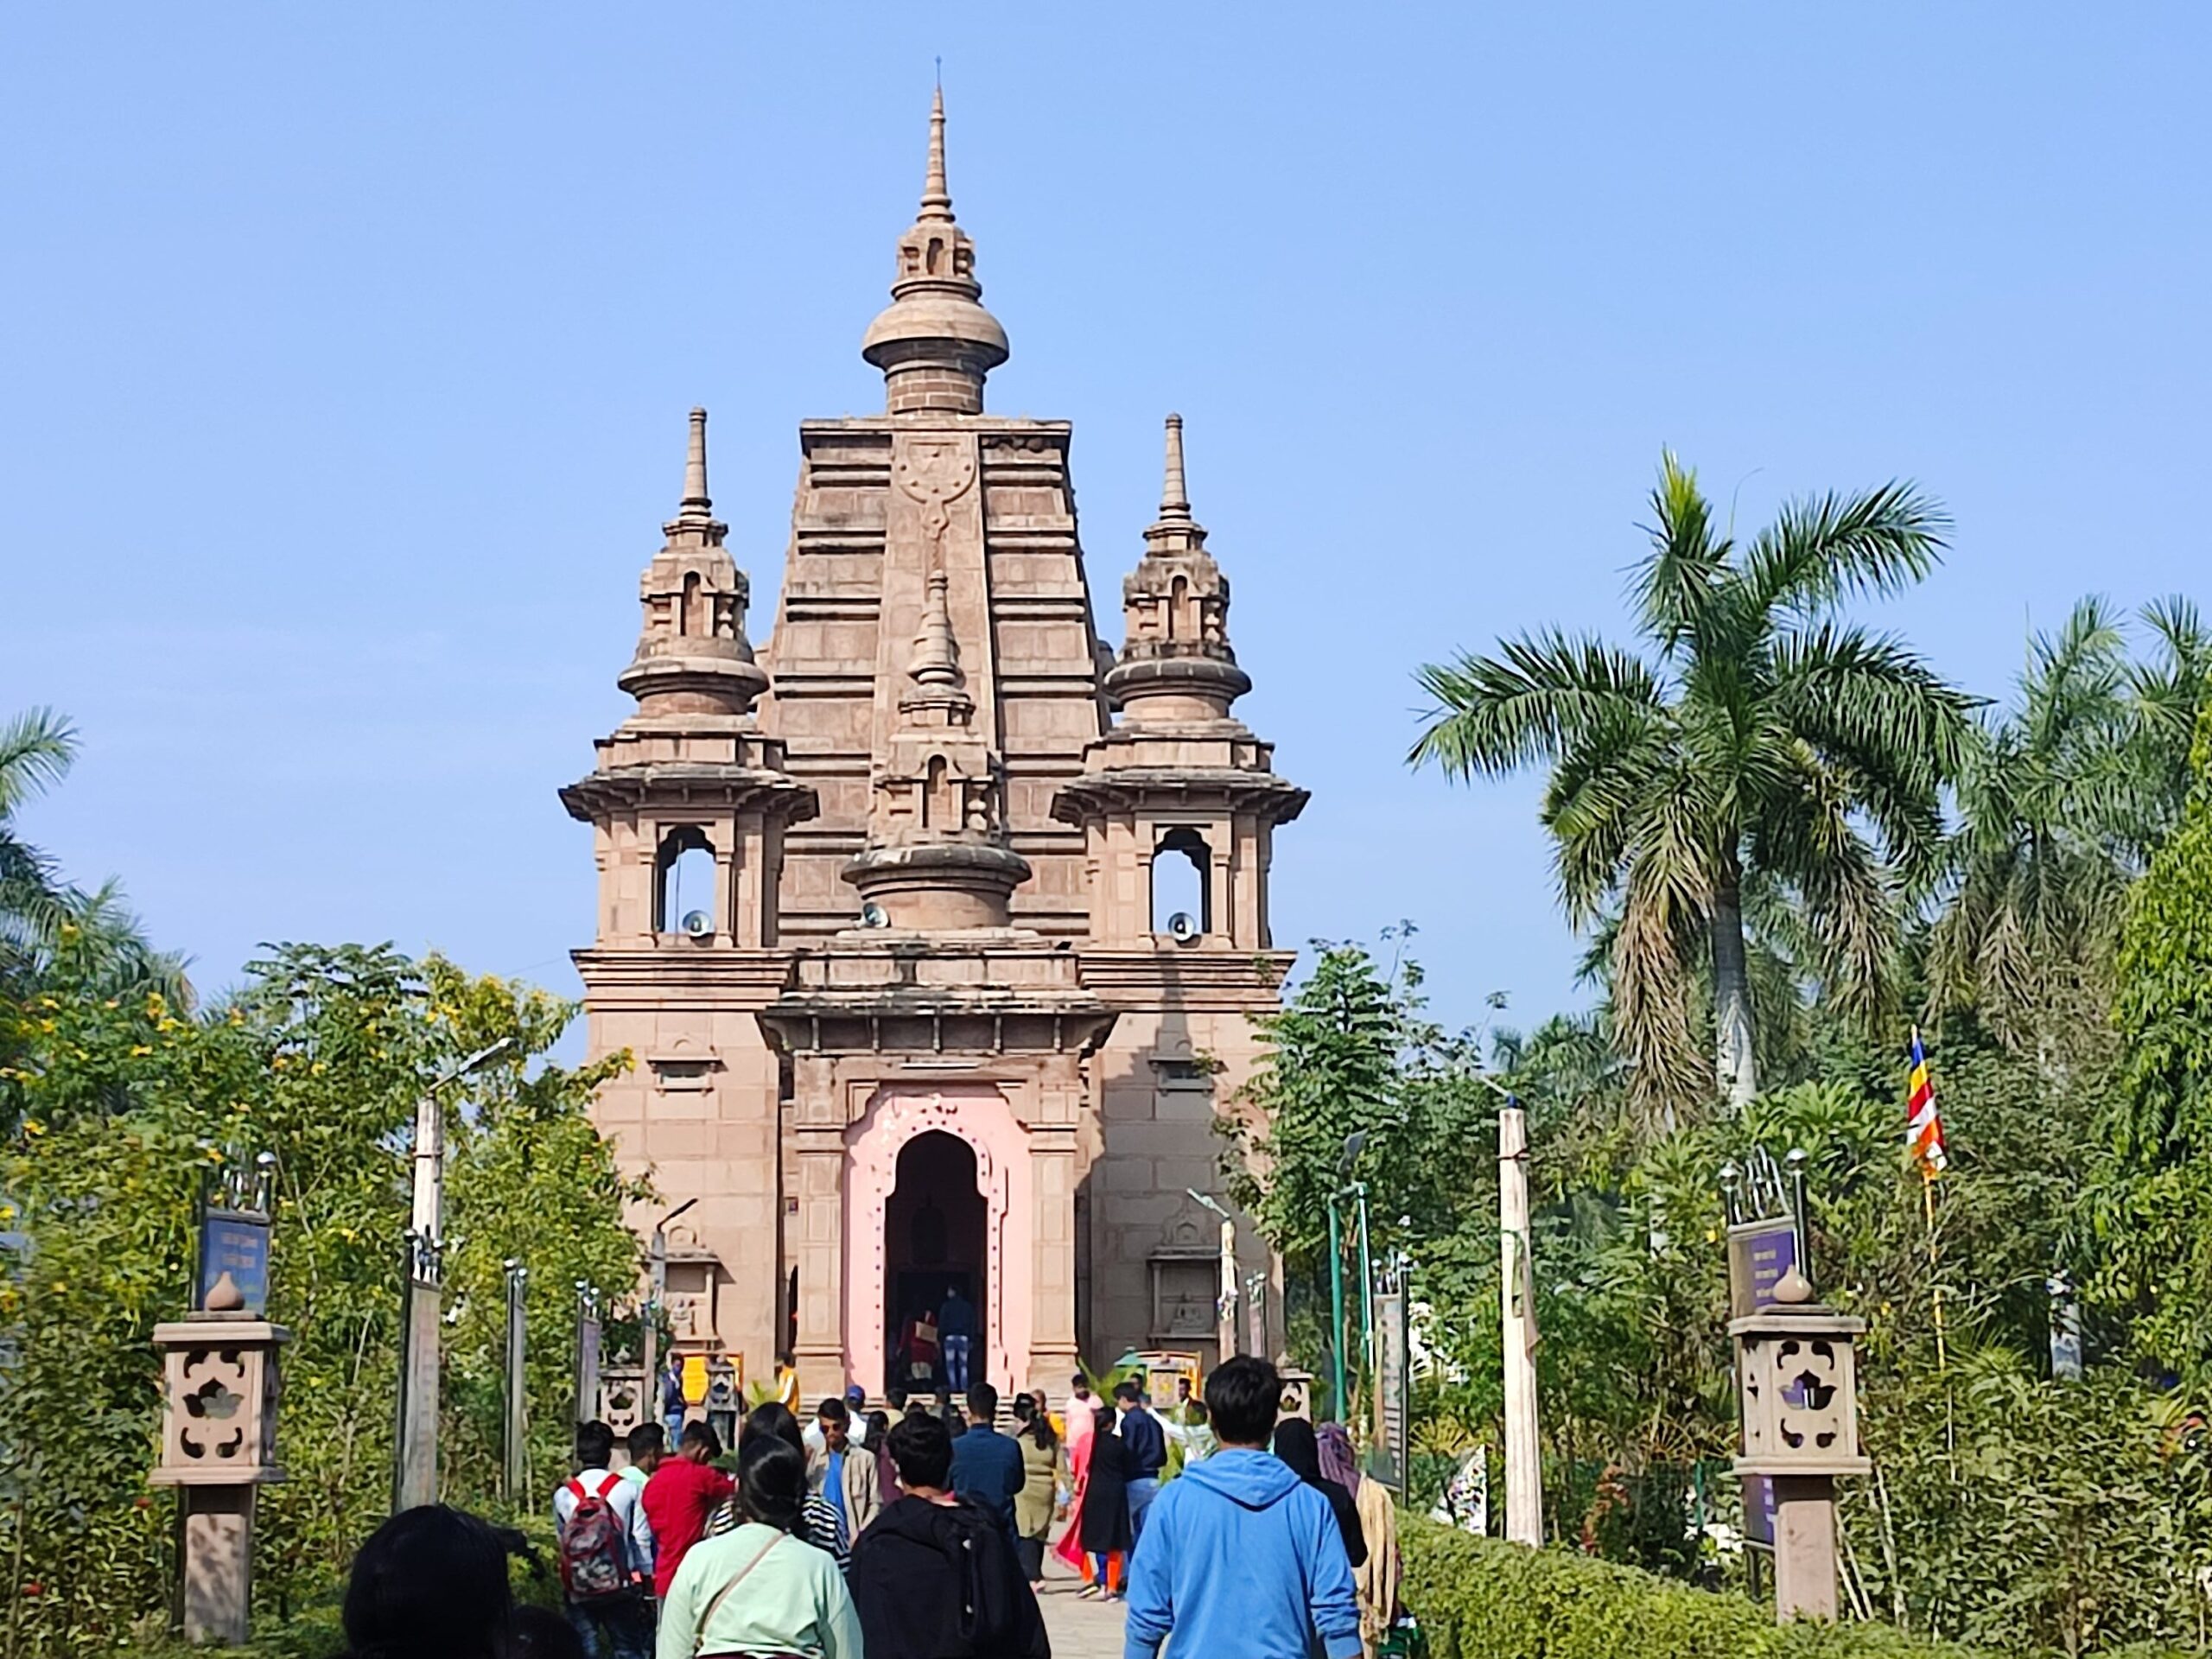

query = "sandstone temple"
[562,93,1306,1402]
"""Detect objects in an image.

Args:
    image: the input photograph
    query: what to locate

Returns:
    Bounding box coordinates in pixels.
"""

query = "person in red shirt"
[640,1421,734,1599]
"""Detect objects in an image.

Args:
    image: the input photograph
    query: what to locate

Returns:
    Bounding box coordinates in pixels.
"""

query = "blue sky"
[4,5,2208,1043]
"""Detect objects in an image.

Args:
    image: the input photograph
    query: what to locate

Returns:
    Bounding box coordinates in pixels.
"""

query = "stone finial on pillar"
[1160,413,1192,521]
[676,406,712,526]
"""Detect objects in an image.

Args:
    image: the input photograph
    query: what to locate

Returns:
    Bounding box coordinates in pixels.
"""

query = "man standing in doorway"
[1115,1378,1167,1552]
[938,1283,975,1394]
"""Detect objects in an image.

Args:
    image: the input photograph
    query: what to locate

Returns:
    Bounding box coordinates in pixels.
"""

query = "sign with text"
[197,1210,270,1315]
[1728,1216,1799,1548]
[1727,1218,1798,1319]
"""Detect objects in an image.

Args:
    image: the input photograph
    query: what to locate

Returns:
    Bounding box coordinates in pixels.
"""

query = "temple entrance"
[883,1130,988,1394]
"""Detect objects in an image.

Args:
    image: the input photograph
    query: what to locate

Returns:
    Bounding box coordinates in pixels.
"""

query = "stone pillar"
[792,1117,848,1399]
[1027,1125,1080,1394]
[1770,1476,1840,1620]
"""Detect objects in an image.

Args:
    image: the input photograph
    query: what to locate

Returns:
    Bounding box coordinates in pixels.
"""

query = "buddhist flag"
[1907,1028,1948,1178]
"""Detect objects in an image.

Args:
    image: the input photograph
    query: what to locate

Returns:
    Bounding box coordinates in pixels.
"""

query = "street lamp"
[1325,1133,1374,1424]
[394,1035,516,1512]
[1186,1189,1241,1363]
[642,1197,701,1408]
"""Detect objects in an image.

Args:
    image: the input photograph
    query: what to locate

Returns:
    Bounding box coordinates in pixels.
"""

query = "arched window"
[926,236,944,275]
[921,755,951,830]
[678,572,704,637]
[1150,827,1211,936]
[657,828,716,936]
[1167,575,1189,642]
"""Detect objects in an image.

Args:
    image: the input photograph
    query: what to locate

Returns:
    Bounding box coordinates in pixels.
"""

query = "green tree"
[1411,454,1972,1120]
[1222,940,1487,1409]
[0,940,641,1651]
[2088,705,2212,1387]
[1930,595,2212,1052]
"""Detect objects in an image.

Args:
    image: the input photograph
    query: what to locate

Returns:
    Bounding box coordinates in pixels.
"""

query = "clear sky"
[4,5,2208,1043]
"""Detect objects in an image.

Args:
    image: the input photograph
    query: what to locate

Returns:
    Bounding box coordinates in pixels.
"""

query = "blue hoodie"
[1122,1448,1363,1659]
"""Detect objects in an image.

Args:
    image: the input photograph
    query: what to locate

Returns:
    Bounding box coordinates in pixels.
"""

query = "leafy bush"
[1397,1518,2186,1659]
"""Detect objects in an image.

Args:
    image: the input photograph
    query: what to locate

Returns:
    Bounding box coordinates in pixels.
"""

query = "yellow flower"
[22,1122,42,1138]
[129,1045,153,1058]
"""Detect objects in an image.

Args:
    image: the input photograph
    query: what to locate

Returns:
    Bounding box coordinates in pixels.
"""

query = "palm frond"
[0,708,78,820]
[1627,451,1730,659]
[1409,631,1663,779]
[1740,481,1951,620]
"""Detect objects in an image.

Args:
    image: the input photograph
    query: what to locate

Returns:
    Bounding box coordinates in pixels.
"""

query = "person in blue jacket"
[1122,1357,1362,1659]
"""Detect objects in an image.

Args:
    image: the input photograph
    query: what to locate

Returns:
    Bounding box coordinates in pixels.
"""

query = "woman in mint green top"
[657,1440,861,1659]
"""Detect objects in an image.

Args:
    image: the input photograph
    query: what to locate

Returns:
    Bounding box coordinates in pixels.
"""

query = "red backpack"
[559,1474,632,1602]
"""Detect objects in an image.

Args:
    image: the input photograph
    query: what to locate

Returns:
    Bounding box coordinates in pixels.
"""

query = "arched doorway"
[883,1130,988,1393]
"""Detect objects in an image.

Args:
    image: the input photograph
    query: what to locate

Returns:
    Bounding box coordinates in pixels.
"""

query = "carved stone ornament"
[1729,1304,1869,1478]
[150,1319,289,1486]
[894,438,977,546]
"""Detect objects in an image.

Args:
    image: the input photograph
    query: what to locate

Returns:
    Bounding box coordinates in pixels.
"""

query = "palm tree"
[1930,595,2212,1048]
[0,708,79,988]
[0,707,189,1007]
[1410,454,1973,1117]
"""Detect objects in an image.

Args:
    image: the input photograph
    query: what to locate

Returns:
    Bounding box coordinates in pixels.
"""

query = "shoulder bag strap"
[690,1530,784,1658]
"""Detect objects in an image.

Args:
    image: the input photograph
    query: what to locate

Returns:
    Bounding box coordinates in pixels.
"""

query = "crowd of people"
[332,1357,1400,1659]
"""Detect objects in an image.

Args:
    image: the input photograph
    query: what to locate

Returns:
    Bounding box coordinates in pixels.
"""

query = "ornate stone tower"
[569,96,1304,1398]
[562,410,816,1357]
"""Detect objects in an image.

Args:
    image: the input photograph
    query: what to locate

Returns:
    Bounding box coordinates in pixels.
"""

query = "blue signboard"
[1727,1216,1800,1550]
[198,1211,270,1315]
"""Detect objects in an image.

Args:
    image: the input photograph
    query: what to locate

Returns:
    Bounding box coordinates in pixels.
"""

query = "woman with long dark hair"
[657,1436,861,1659]
[339,1505,514,1659]
[1074,1403,1133,1599]
[1272,1418,1368,1569]
[1008,1394,1065,1584]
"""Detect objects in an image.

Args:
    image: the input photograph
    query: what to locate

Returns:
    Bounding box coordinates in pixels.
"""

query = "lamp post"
[395,1037,514,1511]
[1322,1132,1374,1423]
[1478,1074,1543,1547]
[642,1197,700,1415]
[1187,1189,1240,1363]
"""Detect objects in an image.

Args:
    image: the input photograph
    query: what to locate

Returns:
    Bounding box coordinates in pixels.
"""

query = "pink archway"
[844,1084,1032,1395]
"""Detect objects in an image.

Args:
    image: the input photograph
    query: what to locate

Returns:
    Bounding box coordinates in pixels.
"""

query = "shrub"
[1397,1517,2170,1659]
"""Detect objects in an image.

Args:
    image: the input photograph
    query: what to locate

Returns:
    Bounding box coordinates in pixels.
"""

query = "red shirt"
[640,1456,734,1598]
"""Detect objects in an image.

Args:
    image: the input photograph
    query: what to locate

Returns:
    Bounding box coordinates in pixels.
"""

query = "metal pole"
[1354,1184,1376,1397]
[1498,1096,1543,1546]
[503,1260,528,1504]
[1326,1195,1348,1422]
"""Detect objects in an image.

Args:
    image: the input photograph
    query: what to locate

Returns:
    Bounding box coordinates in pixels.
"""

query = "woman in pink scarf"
[1052,1384,1099,1578]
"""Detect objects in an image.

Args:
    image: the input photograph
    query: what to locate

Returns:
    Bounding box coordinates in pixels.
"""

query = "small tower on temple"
[1054,415,1305,949]
[1105,415,1253,725]
[562,408,815,950]
[861,88,1010,417]
[842,556,1032,931]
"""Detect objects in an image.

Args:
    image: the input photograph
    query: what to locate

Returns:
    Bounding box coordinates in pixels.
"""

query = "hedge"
[1399,1518,2113,1659]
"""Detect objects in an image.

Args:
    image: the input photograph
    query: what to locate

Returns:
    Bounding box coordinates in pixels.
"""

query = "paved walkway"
[1036,1541,1128,1659]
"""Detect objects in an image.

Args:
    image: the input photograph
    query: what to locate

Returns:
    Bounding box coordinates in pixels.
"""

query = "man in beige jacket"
[812,1396,881,1554]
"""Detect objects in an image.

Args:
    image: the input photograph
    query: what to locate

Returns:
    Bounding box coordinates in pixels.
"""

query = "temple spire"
[906,567,966,694]
[919,86,953,221]
[1159,413,1191,521]
[861,90,1009,416]
[676,406,712,524]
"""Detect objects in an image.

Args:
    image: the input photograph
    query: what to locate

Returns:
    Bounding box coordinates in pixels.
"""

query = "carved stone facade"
[565,93,1306,1399]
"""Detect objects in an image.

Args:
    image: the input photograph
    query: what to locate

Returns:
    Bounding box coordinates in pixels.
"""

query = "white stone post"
[1499,1100,1543,1546]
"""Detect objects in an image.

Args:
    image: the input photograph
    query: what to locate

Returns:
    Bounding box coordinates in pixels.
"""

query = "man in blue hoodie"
[1122,1357,1362,1659]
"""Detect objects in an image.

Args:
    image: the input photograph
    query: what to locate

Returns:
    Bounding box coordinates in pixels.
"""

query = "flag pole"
[1921,1166,1948,1376]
